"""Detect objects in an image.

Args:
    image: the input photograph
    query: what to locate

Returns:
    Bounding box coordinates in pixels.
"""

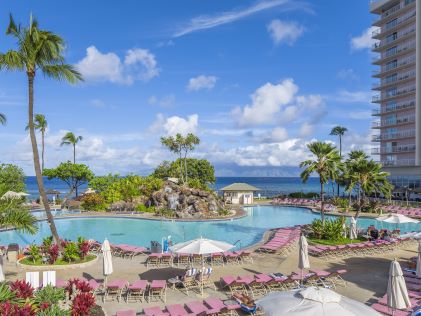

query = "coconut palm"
[26,114,47,171]
[300,141,343,224]
[0,14,83,245]
[346,156,392,218]
[0,113,6,125]
[61,132,83,163]
[330,126,348,196]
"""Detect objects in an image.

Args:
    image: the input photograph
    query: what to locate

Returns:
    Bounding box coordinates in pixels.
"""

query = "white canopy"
[350,217,358,240]
[256,287,381,316]
[84,188,96,195]
[298,235,310,270]
[1,191,28,200]
[101,239,113,281]
[376,213,419,224]
[169,237,234,255]
[387,259,411,310]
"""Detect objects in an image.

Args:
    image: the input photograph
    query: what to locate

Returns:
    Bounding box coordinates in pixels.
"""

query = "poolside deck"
[3,241,418,315]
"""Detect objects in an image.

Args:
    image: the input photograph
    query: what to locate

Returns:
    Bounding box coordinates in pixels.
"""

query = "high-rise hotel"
[370,0,421,189]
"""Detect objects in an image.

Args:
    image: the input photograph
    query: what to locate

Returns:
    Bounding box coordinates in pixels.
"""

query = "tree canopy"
[0,163,26,195]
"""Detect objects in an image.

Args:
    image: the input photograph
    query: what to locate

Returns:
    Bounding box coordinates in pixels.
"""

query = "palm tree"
[330,126,348,196]
[0,14,83,245]
[61,132,83,163]
[300,141,343,224]
[26,114,47,171]
[0,113,6,125]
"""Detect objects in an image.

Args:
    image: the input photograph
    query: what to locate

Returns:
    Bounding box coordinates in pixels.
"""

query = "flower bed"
[20,254,96,266]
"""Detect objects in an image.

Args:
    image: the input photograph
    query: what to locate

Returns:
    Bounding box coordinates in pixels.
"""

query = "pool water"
[1,206,420,247]
[31,209,81,218]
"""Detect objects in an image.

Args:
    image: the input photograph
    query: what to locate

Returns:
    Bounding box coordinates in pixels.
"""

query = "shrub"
[37,304,71,316]
[310,217,346,241]
[42,236,53,251]
[71,292,95,316]
[136,204,156,213]
[46,244,59,264]
[34,285,65,305]
[10,280,34,299]
[80,193,105,211]
[218,209,230,216]
[28,244,41,263]
[63,242,80,262]
[330,197,349,210]
[66,279,92,296]
[77,240,90,260]
[288,192,319,199]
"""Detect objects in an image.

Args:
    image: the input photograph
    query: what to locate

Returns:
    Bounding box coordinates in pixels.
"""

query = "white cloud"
[148,94,176,108]
[173,0,306,37]
[337,68,359,81]
[351,26,379,51]
[267,19,305,45]
[187,75,218,91]
[150,114,199,136]
[76,46,159,85]
[327,90,371,103]
[299,122,314,137]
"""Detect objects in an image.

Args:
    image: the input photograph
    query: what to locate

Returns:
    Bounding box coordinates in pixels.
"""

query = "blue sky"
[0,0,377,176]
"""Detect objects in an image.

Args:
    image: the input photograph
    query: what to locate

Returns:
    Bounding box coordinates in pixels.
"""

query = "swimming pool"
[1,206,420,247]
[31,209,81,219]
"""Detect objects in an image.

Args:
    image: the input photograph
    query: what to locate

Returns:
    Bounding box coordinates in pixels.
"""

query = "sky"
[0,0,378,176]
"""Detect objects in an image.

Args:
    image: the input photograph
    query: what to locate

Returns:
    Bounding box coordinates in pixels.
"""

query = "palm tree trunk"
[184,151,188,184]
[73,144,76,164]
[320,181,325,225]
[178,153,184,184]
[41,130,45,172]
[28,74,61,247]
[337,135,342,197]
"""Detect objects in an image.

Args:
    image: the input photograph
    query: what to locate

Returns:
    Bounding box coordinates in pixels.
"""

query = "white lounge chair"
[26,271,39,289]
[42,270,56,287]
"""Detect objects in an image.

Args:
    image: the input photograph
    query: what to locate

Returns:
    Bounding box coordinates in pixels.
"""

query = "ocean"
[24,176,329,200]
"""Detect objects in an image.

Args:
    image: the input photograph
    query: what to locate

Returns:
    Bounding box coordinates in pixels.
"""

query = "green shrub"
[81,193,106,211]
[28,244,41,263]
[331,197,349,210]
[34,285,65,305]
[288,192,319,199]
[310,217,346,241]
[218,209,230,216]
[136,204,156,213]
[63,242,80,262]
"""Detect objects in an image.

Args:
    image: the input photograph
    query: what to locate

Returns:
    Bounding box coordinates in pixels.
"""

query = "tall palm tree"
[26,114,47,171]
[342,150,369,205]
[61,132,83,163]
[0,14,83,245]
[300,141,343,224]
[0,113,6,125]
[330,126,348,196]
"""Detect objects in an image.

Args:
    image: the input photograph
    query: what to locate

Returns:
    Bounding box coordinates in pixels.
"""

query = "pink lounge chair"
[185,301,220,316]
[204,297,240,314]
[56,279,67,288]
[166,304,194,316]
[371,303,411,316]
[144,306,169,316]
[116,310,136,316]
[149,280,167,303]
[126,280,148,302]
[220,276,236,289]
[104,279,127,302]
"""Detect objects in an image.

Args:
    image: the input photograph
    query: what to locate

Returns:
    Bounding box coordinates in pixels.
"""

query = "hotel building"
[370,0,421,189]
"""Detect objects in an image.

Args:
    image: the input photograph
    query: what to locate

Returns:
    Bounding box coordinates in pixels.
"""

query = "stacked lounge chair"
[256,226,301,254]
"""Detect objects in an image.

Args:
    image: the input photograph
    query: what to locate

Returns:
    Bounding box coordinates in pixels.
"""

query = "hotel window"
[386,32,398,44]
[386,101,397,111]
[385,59,397,71]
[385,74,397,84]
[385,47,397,58]
[385,114,396,125]
[386,87,397,97]
[386,19,398,30]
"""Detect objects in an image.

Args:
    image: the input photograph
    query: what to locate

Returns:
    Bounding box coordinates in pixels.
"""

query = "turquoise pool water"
[31,209,81,218]
[1,206,420,248]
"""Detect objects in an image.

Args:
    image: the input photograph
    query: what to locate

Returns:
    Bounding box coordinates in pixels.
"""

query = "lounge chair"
[237,251,253,264]
[166,304,193,316]
[185,301,219,316]
[144,306,169,316]
[147,253,162,268]
[196,267,216,292]
[149,280,167,303]
[104,279,127,302]
[126,280,147,302]
[88,279,103,295]
[25,272,39,289]
[179,274,200,296]
[160,253,173,267]
[211,253,224,266]
[237,275,266,298]
[371,303,411,316]
[204,297,240,316]
[116,310,136,316]
[42,271,56,287]
[176,254,191,267]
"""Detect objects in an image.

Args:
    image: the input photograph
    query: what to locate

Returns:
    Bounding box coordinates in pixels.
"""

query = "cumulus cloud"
[337,68,359,81]
[267,19,305,45]
[76,46,159,85]
[148,94,176,108]
[150,114,199,136]
[351,26,379,51]
[187,75,218,91]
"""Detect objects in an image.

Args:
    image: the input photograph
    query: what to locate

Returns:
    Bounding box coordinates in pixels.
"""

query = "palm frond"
[0,50,25,70]
[40,64,83,83]
[0,113,6,125]
[1,209,38,234]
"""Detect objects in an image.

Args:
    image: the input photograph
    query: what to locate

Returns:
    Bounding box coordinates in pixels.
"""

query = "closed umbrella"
[1,191,25,200]
[350,217,358,240]
[256,287,381,316]
[387,259,411,314]
[101,239,113,286]
[0,253,4,282]
[416,242,421,278]
[298,235,310,283]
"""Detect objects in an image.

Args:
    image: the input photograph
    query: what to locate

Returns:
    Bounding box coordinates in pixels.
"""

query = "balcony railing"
[372,27,416,50]
[373,100,415,116]
[372,70,416,89]
[374,55,416,77]
[372,144,416,154]
[372,10,416,37]
[373,0,415,23]
[381,159,416,167]
[372,41,416,63]
[371,130,415,141]
[372,85,416,102]
[373,115,416,128]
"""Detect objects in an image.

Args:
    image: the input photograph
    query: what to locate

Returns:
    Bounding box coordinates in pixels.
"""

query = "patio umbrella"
[416,242,421,278]
[169,237,234,255]
[101,239,113,286]
[84,188,96,195]
[0,254,4,282]
[256,287,380,316]
[1,191,26,200]
[298,235,310,283]
[387,259,411,313]
[376,214,419,224]
[349,217,358,240]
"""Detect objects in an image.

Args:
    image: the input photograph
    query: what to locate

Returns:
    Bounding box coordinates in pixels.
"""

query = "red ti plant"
[66,278,93,296]
[10,280,34,299]
[0,302,35,316]
[47,244,59,264]
[71,292,95,316]
[78,240,90,259]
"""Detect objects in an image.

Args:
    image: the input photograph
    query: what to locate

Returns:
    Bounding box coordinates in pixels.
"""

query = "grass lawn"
[308,237,366,246]
[20,254,96,266]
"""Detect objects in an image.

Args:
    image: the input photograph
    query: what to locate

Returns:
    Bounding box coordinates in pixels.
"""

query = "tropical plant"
[77,237,90,259]
[10,280,34,299]
[66,279,92,296]
[42,236,53,250]
[310,219,324,239]
[88,173,120,193]
[63,242,80,262]
[0,14,83,246]
[34,285,65,306]
[0,203,37,234]
[80,193,105,211]
[0,113,6,125]
[0,283,16,303]
[330,126,348,196]
[160,133,200,184]
[60,132,83,164]
[310,217,346,241]
[0,163,26,196]
[43,162,94,198]
[71,292,95,316]
[25,114,48,171]
[300,141,343,224]
[37,304,70,316]
[28,244,41,263]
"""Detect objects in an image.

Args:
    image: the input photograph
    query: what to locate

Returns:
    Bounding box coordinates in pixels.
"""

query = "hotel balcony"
[372,115,415,128]
[372,85,416,103]
[372,26,416,52]
[372,41,415,65]
[371,144,416,155]
[371,129,415,142]
[380,158,416,167]
[371,100,415,116]
[372,70,415,90]
[372,55,415,77]
[372,9,416,39]
[372,0,416,25]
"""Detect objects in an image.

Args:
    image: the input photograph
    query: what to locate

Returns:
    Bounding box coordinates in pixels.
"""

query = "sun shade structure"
[387,259,411,312]
[1,191,28,200]
[298,235,310,282]
[45,189,61,195]
[84,188,96,194]
[350,217,358,240]
[256,287,381,316]
[169,237,234,255]
[101,239,113,285]
[376,213,419,224]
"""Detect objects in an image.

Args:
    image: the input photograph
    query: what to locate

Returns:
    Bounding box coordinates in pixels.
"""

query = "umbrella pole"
[301,269,303,286]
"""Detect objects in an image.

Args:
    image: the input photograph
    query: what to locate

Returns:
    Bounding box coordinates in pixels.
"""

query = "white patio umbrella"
[101,239,113,286]
[298,235,310,283]
[376,214,419,224]
[387,259,411,313]
[256,287,381,316]
[1,191,27,200]
[349,217,358,240]
[169,237,234,255]
[416,241,421,278]
[84,188,96,195]
[0,253,4,282]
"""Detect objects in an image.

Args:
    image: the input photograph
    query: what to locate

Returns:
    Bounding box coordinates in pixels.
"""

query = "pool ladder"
[233,239,242,249]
